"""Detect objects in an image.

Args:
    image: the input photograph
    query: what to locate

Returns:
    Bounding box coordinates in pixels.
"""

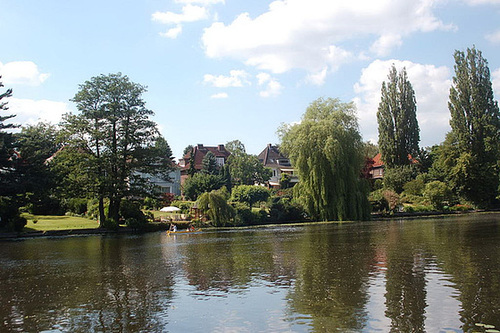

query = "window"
[216,157,225,166]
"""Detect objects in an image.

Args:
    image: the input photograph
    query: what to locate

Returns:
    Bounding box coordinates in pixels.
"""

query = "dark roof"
[258,144,291,168]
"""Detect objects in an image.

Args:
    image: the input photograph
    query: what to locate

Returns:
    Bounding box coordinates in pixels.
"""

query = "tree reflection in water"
[1,214,500,332]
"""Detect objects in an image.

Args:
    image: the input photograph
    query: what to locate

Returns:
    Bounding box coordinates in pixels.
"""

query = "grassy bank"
[23,214,99,232]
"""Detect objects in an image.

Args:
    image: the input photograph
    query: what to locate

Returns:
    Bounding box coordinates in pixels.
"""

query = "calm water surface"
[1,213,500,332]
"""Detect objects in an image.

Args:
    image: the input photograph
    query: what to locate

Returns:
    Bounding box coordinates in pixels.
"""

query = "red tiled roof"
[181,144,231,171]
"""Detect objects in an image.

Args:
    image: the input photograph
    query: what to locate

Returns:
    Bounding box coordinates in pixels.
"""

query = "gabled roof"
[258,144,291,168]
[181,144,231,171]
[371,152,418,168]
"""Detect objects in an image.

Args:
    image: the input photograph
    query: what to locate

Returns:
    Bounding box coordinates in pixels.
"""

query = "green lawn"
[23,214,99,232]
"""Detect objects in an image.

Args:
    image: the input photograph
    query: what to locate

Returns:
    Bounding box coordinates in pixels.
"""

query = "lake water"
[1,213,500,332]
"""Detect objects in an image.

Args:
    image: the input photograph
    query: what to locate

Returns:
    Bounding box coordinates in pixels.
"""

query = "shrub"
[65,198,88,215]
[423,181,453,210]
[369,189,389,212]
[0,197,27,232]
[383,165,418,193]
[231,185,270,207]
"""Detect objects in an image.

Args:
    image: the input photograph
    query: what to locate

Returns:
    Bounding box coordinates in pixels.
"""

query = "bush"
[120,199,148,228]
[383,165,418,193]
[423,181,453,210]
[65,198,88,215]
[268,197,306,223]
[231,185,270,207]
[0,196,27,232]
[369,189,389,213]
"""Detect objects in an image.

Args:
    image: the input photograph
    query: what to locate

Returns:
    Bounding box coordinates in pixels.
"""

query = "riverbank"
[2,210,498,240]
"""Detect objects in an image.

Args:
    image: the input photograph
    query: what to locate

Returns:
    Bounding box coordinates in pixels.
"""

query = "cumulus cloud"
[202,0,454,80]
[203,70,250,87]
[0,61,50,86]
[7,98,71,126]
[353,59,452,146]
[257,73,282,97]
[210,92,228,99]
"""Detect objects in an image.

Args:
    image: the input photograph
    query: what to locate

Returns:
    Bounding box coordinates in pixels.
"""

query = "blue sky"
[1,0,500,159]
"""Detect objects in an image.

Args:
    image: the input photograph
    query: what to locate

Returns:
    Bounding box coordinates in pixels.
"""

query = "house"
[366,153,418,180]
[179,144,231,185]
[257,144,298,188]
[139,168,181,196]
[369,153,384,180]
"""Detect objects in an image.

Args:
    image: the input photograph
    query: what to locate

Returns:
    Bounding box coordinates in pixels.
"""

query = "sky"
[1,0,500,160]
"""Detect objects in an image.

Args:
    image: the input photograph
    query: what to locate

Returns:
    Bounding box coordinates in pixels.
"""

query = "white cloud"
[370,34,403,56]
[486,30,500,43]
[463,0,500,5]
[152,5,208,24]
[257,72,282,97]
[210,92,228,99]
[160,25,183,39]
[492,68,500,97]
[202,0,454,80]
[203,70,250,87]
[7,98,71,126]
[0,61,50,86]
[306,67,328,86]
[175,0,224,4]
[354,59,452,147]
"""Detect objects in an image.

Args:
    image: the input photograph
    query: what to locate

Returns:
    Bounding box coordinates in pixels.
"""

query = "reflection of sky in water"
[167,277,310,332]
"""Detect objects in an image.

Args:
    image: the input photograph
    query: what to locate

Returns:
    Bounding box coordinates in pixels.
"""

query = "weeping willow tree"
[196,189,235,226]
[279,98,370,221]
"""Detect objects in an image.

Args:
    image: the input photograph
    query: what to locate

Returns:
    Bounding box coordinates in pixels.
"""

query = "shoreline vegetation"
[1,210,498,241]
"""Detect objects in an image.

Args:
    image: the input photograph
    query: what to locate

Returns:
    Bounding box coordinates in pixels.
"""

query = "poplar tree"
[377,65,420,167]
[446,46,500,207]
[279,98,370,221]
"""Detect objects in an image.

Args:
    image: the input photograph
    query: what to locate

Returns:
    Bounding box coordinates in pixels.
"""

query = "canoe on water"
[167,229,202,236]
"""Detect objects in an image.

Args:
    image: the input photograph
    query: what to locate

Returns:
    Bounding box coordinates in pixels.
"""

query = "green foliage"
[231,185,270,207]
[369,189,389,212]
[446,46,500,207]
[0,196,27,232]
[197,189,235,227]
[280,97,370,221]
[402,174,427,196]
[64,198,88,215]
[120,199,148,230]
[377,65,420,168]
[228,152,272,186]
[225,139,246,155]
[201,151,218,175]
[171,200,194,213]
[268,196,306,223]
[423,181,453,210]
[182,172,225,200]
[0,77,20,196]
[60,73,173,225]
[383,165,418,193]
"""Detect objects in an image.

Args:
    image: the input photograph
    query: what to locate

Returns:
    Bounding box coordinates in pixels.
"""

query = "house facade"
[142,168,181,196]
[179,144,231,185]
[257,144,298,188]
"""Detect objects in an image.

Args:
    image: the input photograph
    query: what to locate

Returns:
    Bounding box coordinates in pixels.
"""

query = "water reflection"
[0,214,500,332]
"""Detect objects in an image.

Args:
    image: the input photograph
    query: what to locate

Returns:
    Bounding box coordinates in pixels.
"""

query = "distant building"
[179,144,231,185]
[257,144,298,188]
[140,168,181,196]
[366,153,418,180]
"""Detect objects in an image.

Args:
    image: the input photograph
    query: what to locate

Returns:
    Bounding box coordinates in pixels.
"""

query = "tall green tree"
[60,73,174,226]
[201,151,218,174]
[377,65,420,167]
[0,76,26,231]
[0,76,17,195]
[446,46,500,207]
[279,97,370,221]
[17,123,61,214]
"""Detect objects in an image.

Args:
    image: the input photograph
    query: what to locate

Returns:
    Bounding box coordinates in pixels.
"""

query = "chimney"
[218,144,224,151]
